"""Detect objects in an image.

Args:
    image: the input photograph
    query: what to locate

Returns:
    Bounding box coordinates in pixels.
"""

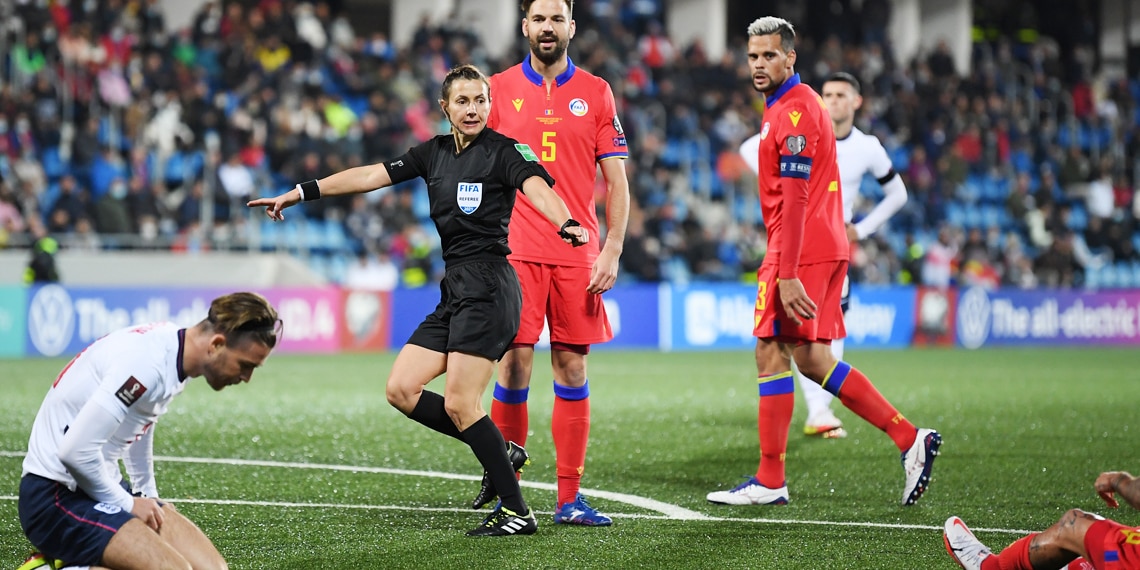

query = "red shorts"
[753,260,847,344]
[1085,519,1140,570]
[510,259,613,346]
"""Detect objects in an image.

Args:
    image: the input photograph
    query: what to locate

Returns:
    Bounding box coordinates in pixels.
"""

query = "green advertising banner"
[0,286,26,357]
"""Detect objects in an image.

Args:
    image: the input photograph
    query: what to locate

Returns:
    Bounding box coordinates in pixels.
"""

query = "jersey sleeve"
[739,133,761,175]
[595,81,629,160]
[499,138,555,192]
[772,101,818,278]
[384,140,433,185]
[867,137,897,182]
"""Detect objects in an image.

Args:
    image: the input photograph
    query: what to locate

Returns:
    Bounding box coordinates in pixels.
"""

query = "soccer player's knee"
[385,380,414,411]
[442,397,475,422]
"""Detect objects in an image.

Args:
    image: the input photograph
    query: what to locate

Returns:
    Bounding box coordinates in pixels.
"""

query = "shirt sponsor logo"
[612,115,624,134]
[569,98,588,116]
[512,98,524,112]
[760,122,770,140]
[785,135,806,155]
[115,376,148,407]
[788,110,802,127]
[457,182,483,214]
[514,143,539,162]
[28,285,75,357]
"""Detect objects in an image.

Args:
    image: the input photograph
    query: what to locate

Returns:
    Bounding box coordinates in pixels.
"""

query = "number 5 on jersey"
[542,131,556,162]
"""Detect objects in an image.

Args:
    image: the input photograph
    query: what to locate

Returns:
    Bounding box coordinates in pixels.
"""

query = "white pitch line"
[0,451,1036,534]
[0,450,707,520]
[0,494,1035,535]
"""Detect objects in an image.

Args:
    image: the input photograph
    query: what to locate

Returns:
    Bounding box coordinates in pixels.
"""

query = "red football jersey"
[489,55,628,268]
[755,74,849,277]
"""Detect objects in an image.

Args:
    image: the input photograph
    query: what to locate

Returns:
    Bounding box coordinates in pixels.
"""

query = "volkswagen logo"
[956,287,991,350]
[28,285,75,356]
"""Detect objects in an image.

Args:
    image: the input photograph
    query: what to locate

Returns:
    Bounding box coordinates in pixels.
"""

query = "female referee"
[248,63,587,536]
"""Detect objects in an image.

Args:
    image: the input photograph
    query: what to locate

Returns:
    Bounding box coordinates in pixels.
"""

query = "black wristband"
[558,218,581,240]
[299,179,321,201]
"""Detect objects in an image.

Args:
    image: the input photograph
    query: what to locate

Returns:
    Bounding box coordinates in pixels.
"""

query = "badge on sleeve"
[115,377,148,407]
[457,182,483,214]
[514,143,539,162]
[785,135,807,155]
[612,115,624,135]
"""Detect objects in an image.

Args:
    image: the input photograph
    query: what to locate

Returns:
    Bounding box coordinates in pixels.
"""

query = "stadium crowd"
[0,0,1137,290]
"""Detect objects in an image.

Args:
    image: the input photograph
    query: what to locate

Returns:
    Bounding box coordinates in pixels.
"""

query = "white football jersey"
[834,127,896,224]
[741,126,903,238]
[22,322,187,503]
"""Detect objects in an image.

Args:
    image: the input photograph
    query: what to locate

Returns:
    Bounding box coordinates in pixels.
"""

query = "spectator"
[923,225,959,288]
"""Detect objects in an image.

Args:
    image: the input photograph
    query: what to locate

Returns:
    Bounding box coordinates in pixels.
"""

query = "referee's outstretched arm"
[247,163,396,221]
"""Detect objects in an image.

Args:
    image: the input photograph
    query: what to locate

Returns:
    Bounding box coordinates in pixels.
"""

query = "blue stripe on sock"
[822,361,852,396]
[553,381,589,401]
[757,372,795,396]
[493,385,529,404]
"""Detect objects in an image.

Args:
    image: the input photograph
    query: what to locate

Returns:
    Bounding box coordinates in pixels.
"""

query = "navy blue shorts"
[18,474,136,566]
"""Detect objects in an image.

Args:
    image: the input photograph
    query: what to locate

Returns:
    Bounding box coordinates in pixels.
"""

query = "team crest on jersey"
[785,135,807,155]
[512,98,524,112]
[94,502,123,514]
[760,122,770,140]
[114,376,147,407]
[457,182,483,214]
[569,98,588,116]
[612,115,624,134]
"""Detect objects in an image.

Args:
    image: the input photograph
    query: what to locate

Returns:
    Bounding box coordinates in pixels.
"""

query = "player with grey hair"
[708,16,940,509]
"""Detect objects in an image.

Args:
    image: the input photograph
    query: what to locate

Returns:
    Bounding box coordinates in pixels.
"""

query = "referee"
[249,64,588,536]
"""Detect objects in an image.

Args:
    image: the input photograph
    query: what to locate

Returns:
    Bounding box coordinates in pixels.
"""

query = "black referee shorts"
[408,257,522,361]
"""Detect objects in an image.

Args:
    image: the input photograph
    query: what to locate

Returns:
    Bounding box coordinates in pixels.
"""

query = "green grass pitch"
[2,347,1137,569]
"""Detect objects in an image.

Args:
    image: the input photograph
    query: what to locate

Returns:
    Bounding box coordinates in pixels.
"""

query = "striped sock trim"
[758,371,795,396]
[821,361,852,396]
[553,380,589,401]
[493,385,529,404]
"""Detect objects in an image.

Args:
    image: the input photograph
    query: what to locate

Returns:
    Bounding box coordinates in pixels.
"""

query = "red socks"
[552,382,591,507]
[756,371,795,488]
[824,362,917,452]
[983,534,1035,570]
[490,385,529,447]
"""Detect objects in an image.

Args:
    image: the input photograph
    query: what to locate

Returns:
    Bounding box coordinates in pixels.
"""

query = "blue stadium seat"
[946,202,966,227]
[1117,263,1135,288]
[964,204,983,229]
[259,219,280,251]
[1085,265,1101,289]
[41,146,66,181]
[888,145,910,171]
[1068,203,1088,231]
[1100,264,1119,289]
[327,253,350,283]
[324,219,349,252]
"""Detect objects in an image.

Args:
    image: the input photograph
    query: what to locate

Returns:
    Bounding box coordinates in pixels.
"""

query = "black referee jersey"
[384,128,555,264]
